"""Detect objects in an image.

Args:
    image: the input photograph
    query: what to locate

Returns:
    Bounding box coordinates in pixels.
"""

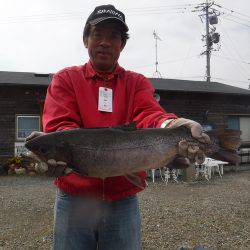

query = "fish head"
[25,134,71,163]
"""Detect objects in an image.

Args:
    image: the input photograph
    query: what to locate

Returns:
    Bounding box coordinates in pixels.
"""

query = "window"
[16,115,41,140]
[239,117,250,142]
[227,116,240,130]
[228,116,250,142]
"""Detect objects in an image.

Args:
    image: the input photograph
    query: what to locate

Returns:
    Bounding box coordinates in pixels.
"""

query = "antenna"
[153,30,162,78]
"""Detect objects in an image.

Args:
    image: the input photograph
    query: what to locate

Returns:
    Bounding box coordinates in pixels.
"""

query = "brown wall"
[158,91,250,127]
[0,85,47,163]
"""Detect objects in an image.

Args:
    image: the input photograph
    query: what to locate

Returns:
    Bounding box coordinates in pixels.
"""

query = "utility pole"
[193,1,221,83]
[205,0,211,83]
[153,30,162,78]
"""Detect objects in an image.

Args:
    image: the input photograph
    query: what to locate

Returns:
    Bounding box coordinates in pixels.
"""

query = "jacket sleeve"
[42,73,82,133]
[132,75,177,128]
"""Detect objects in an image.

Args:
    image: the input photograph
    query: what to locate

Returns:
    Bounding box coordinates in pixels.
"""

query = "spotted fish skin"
[25,125,240,178]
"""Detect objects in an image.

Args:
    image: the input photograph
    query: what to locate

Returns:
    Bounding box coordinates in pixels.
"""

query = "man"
[27,4,209,250]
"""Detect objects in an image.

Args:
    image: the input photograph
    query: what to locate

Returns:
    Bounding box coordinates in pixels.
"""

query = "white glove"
[167,118,211,144]
[164,118,211,164]
[25,131,73,177]
[26,131,46,141]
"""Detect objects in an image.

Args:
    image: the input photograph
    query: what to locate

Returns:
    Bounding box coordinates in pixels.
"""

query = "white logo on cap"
[97,9,123,20]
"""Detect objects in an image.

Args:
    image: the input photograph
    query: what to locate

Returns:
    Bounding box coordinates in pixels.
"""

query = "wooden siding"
[0,86,46,163]
[158,91,250,127]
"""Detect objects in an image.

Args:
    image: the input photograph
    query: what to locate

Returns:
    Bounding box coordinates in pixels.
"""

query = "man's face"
[84,20,125,72]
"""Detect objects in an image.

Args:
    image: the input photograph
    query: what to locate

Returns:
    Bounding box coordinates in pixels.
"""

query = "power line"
[179,36,199,77]
[225,13,250,24]
[213,54,250,65]
[219,33,250,80]
[0,13,85,24]
[216,4,250,19]
[215,4,250,27]
[220,24,250,76]
[221,16,250,28]
[0,10,191,25]
[125,4,196,11]
[221,44,250,81]
[127,10,191,16]
[0,4,195,24]
[132,55,199,70]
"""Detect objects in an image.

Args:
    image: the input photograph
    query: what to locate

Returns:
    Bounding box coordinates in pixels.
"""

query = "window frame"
[16,115,41,141]
[227,115,240,130]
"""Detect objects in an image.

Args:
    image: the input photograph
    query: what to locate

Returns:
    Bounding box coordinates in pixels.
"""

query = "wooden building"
[0,71,250,163]
[151,78,250,139]
[0,71,50,162]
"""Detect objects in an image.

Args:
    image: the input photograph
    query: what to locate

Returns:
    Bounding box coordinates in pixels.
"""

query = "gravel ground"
[0,171,249,250]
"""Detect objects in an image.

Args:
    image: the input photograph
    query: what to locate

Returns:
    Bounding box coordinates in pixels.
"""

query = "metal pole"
[155,37,158,73]
[205,0,211,83]
[153,31,162,78]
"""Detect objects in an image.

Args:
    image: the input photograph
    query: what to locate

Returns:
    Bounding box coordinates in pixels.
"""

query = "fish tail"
[207,128,241,164]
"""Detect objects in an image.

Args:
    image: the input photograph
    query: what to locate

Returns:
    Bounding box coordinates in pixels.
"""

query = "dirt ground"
[0,171,249,250]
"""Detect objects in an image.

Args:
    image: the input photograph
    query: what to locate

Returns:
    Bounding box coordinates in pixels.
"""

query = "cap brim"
[89,16,129,32]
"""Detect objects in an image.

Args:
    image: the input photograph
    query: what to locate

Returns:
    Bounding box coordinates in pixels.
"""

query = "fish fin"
[112,122,137,131]
[124,173,145,189]
[56,141,73,163]
[210,149,240,164]
[207,128,241,164]
[167,156,190,169]
[207,128,241,150]
[69,166,83,175]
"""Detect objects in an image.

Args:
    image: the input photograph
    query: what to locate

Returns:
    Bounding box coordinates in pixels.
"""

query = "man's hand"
[166,118,211,164]
[25,131,73,177]
[26,131,46,141]
[167,118,210,143]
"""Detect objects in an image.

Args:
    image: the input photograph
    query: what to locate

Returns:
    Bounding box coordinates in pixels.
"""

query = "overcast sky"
[0,0,250,89]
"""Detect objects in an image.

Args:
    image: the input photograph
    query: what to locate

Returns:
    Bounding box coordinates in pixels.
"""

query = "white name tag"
[98,87,113,112]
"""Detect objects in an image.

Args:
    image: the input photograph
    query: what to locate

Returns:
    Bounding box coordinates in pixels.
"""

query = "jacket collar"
[85,60,125,80]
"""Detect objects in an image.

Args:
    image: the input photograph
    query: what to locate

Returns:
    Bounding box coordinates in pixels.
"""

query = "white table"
[195,158,229,180]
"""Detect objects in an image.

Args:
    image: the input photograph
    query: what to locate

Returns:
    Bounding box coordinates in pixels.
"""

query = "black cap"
[86,5,128,32]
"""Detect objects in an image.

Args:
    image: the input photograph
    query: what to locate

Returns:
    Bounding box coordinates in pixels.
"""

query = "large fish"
[25,124,241,179]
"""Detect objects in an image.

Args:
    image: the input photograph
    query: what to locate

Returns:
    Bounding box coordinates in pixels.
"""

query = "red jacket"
[43,61,177,201]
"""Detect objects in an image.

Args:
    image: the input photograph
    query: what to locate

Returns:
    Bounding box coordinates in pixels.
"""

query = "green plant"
[6,156,25,168]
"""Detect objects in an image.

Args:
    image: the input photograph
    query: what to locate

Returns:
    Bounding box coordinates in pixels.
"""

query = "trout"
[25,124,241,179]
